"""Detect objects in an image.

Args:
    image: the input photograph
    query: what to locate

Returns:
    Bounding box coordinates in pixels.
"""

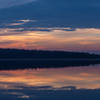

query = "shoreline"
[0,58,100,61]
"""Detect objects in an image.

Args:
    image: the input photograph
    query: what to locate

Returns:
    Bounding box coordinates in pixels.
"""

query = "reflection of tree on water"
[0,59,100,70]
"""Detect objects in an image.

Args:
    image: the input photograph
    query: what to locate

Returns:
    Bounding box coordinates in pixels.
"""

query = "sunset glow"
[0,27,100,52]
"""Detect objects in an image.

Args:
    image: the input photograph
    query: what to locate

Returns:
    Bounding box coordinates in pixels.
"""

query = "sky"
[0,0,100,53]
[0,0,35,8]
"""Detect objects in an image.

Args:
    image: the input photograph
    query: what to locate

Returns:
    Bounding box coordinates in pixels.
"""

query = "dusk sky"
[0,0,100,53]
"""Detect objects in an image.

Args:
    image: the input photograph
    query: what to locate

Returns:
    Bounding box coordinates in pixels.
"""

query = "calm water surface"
[0,65,100,100]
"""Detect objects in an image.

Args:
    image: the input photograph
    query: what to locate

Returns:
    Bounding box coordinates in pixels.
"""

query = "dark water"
[0,65,100,100]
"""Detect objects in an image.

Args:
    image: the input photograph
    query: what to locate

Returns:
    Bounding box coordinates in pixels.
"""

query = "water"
[0,65,100,100]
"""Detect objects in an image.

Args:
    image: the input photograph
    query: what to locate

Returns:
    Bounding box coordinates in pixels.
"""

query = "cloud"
[0,41,17,45]
[0,0,36,8]
[7,19,35,26]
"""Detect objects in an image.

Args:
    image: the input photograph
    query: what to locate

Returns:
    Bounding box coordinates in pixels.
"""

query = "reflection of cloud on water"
[0,83,100,100]
[0,66,100,99]
[0,66,100,89]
